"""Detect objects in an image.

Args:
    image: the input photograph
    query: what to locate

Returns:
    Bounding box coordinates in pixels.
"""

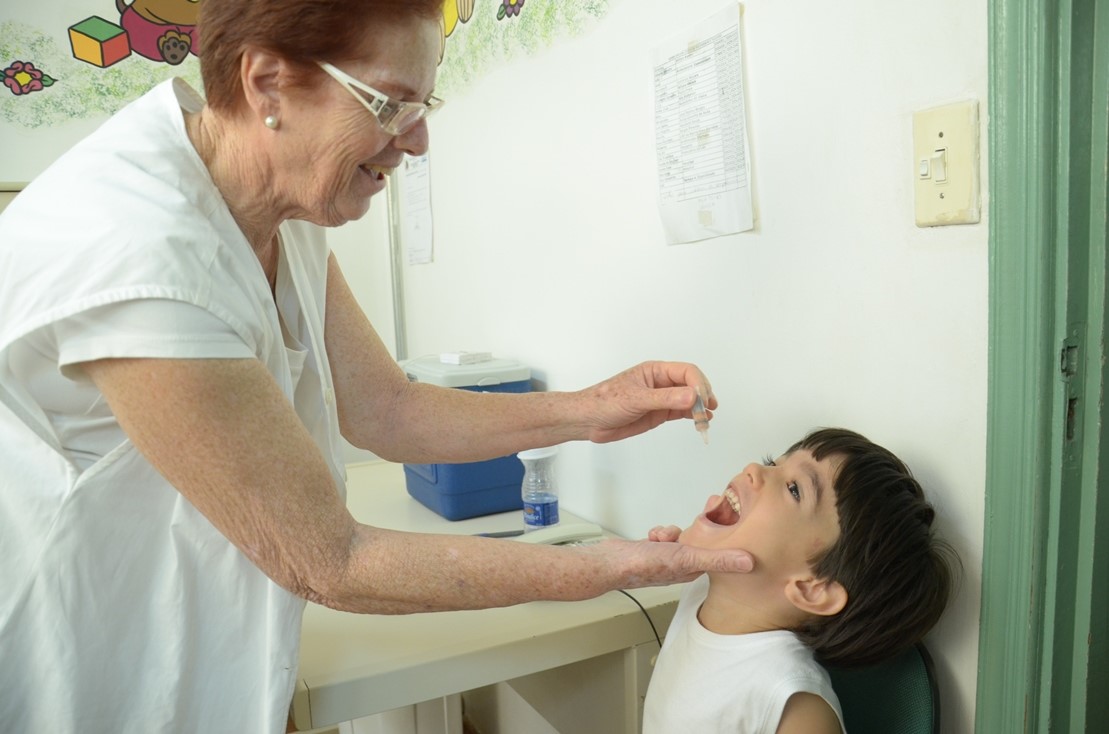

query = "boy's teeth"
[724,488,741,517]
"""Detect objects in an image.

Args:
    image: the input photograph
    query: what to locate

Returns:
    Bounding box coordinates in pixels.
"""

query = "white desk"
[292,462,684,733]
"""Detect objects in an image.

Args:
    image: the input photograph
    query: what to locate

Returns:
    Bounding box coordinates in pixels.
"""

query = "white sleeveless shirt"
[643,575,845,734]
[0,79,345,733]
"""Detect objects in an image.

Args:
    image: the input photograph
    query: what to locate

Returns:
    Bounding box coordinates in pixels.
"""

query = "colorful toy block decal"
[69,16,131,68]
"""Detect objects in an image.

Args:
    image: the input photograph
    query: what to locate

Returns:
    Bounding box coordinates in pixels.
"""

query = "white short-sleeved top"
[642,575,846,734]
[0,78,344,733]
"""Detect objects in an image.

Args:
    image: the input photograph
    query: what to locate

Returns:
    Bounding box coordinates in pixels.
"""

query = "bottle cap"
[517,446,558,461]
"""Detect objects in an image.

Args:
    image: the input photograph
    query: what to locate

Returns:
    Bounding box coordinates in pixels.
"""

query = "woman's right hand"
[572,535,754,591]
[647,525,684,543]
[575,361,716,445]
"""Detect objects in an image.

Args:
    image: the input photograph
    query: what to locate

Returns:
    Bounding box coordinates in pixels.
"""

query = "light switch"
[931,149,948,183]
[912,101,980,226]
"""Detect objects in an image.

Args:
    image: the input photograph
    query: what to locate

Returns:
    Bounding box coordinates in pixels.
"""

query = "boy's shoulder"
[777,692,844,734]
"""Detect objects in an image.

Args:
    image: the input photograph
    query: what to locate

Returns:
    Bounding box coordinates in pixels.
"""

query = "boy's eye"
[764,456,801,500]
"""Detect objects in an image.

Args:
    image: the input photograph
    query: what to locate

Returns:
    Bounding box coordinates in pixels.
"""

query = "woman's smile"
[360,163,393,181]
[352,162,391,197]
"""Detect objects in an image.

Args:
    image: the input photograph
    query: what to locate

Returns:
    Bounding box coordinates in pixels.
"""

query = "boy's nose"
[743,462,765,492]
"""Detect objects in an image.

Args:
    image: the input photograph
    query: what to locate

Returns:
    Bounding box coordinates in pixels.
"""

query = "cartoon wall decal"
[436,0,610,96]
[497,0,524,21]
[442,0,476,39]
[439,0,476,63]
[115,0,200,65]
[0,9,204,114]
[1,0,608,182]
[3,61,56,96]
[69,16,131,68]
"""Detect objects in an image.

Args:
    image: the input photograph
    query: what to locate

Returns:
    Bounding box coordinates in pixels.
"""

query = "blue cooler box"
[402,356,531,520]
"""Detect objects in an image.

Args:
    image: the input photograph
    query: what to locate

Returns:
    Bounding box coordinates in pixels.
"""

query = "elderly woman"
[0,1,752,731]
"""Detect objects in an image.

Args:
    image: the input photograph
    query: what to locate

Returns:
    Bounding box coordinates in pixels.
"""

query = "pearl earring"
[264,115,279,130]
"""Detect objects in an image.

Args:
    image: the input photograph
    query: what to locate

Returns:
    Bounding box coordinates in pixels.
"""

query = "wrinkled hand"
[582,361,716,444]
[586,536,754,589]
[647,525,683,543]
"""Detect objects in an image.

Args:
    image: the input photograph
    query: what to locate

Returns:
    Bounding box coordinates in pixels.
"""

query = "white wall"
[394,1,987,731]
[329,195,396,464]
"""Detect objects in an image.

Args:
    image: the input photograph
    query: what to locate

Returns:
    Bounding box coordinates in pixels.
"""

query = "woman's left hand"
[579,361,716,444]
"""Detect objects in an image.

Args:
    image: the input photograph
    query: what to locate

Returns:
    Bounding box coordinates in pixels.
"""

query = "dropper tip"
[692,393,710,445]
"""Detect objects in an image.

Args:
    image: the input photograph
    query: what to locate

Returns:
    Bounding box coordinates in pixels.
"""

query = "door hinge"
[1060,340,1079,378]
[1059,331,1083,443]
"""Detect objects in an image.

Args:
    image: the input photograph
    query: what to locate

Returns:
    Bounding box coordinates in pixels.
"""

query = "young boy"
[642,427,956,734]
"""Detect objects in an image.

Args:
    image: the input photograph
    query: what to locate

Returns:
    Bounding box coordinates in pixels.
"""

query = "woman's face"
[276,15,440,227]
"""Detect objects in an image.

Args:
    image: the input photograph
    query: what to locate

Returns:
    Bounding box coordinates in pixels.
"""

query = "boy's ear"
[785,576,848,617]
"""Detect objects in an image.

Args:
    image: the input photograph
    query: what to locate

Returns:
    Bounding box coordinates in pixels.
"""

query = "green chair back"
[825,642,939,734]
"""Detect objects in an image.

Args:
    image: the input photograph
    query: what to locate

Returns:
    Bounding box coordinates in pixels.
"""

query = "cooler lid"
[402,355,531,388]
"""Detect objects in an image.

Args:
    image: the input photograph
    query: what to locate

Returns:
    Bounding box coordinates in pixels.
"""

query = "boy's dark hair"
[787,428,958,668]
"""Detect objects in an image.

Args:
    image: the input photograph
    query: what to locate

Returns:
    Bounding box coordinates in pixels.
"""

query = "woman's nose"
[394,119,430,156]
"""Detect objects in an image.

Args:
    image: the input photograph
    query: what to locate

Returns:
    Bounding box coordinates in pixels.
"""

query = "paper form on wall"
[652,4,754,245]
[400,153,434,264]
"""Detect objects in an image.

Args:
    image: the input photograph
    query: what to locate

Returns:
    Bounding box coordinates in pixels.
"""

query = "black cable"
[617,589,663,649]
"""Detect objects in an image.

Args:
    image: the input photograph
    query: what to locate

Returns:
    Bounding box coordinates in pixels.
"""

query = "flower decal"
[3,61,55,96]
[497,0,525,20]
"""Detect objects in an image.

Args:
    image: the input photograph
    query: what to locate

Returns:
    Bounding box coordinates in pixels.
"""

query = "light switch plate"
[913,100,981,227]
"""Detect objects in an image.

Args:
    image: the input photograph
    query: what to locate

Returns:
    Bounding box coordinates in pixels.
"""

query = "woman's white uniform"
[0,79,346,733]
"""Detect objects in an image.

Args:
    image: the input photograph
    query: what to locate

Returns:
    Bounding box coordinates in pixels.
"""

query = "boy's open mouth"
[706,487,742,526]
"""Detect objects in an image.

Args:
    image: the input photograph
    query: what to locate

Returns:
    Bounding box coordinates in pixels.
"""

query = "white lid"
[518,446,558,461]
[402,355,530,388]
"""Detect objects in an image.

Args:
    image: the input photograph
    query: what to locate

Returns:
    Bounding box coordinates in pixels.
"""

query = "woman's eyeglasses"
[317,61,443,136]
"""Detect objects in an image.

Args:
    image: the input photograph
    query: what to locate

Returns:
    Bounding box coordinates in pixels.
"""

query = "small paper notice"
[400,153,434,264]
[652,4,754,244]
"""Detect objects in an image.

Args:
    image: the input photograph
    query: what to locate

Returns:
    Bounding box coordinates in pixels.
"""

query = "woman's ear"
[239,46,285,121]
[784,576,847,617]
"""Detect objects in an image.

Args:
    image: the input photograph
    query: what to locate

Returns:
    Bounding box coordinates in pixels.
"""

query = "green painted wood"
[1038,3,1083,728]
[978,1,1057,730]
[1079,1,1109,715]
[980,0,1108,731]
[1060,0,1109,726]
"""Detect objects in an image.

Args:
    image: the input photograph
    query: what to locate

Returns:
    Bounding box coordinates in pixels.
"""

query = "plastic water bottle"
[518,446,559,531]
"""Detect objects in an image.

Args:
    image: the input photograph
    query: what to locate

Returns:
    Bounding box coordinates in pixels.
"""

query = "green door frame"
[978,0,1108,731]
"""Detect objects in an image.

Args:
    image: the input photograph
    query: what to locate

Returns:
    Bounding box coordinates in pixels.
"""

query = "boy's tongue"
[706,491,740,526]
